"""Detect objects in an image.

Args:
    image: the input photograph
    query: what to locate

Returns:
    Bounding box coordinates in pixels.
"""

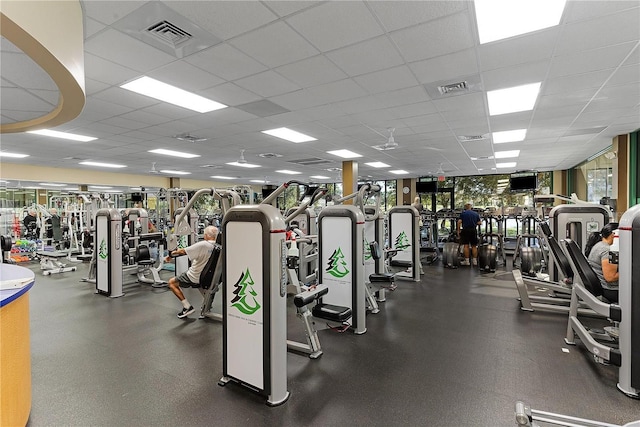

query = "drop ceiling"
[1,0,639,186]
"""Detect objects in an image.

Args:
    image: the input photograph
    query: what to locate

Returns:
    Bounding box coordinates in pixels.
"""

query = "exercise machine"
[515,401,640,426]
[387,205,422,281]
[563,206,639,398]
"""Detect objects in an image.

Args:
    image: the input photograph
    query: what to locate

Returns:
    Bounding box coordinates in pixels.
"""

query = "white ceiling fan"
[372,127,399,151]
[149,162,159,174]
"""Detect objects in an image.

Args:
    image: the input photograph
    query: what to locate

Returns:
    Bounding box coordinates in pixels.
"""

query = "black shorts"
[176,272,200,288]
[460,227,478,246]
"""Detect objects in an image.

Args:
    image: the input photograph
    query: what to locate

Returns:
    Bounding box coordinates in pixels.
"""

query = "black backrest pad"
[547,235,574,280]
[563,239,604,297]
[539,222,552,237]
[199,243,222,287]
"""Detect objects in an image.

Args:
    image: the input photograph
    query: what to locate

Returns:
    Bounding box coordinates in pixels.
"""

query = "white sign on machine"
[225,221,264,390]
[321,216,352,309]
[390,212,413,263]
[363,220,375,278]
[96,215,108,293]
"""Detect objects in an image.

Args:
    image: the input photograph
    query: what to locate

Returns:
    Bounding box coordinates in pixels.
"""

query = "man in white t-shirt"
[165,226,219,318]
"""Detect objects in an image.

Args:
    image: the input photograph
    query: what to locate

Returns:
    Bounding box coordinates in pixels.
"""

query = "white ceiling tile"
[164,1,278,40]
[201,83,262,107]
[84,29,176,73]
[481,61,549,91]
[556,8,640,54]
[185,43,268,81]
[353,66,420,94]
[275,55,348,87]
[433,92,485,114]
[478,28,559,71]
[264,1,323,18]
[83,17,106,39]
[82,1,147,25]
[385,101,438,119]
[410,49,478,85]
[607,65,640,88]
[234,70,301,98]
[148,61,225,91]
[390,12,475,62]
[286,2,384,52]
[270,89,324,111]
[84,78,110,95]
[304,79,368,105]
[92,87,160,110]
[332,96,386,115]
[326,36,405,77]
[230,21,319,68]
[543,69,612,95]
[369,0,469,32]
[84,53,139,86]
[564,1,639,23]
[373,86,431,108]
[549,41,638,78]
[0,51,56,90]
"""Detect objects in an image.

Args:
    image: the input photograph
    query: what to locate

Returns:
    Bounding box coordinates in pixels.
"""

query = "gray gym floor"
[23,257,639,426]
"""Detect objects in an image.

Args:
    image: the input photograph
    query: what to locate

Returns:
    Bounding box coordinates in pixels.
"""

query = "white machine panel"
[96,215,108,293]
[320,216,353,308]
[225,221,264,389]
[390,211,413,263]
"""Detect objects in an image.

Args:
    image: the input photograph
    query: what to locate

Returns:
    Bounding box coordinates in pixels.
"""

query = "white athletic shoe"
[472,258,478,266]
[460,259,471,266]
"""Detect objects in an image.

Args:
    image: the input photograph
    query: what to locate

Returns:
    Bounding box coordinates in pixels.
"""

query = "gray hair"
[204,225,218,240]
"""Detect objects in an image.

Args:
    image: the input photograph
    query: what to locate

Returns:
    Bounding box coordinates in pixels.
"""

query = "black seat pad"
[312,303,352,322]
[564,239,618,303]
[369,273,394,283]
[390,260,412,268]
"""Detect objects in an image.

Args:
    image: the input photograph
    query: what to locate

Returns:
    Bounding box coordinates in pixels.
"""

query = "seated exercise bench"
[563,239,621,367]
[36,251,77,276]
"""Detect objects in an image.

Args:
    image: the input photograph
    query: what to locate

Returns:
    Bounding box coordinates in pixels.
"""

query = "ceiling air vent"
[146,21,192,47]
[173,133,208,143]
[438,81,468,95]
[458,135,487,142]
[289,157,331,166]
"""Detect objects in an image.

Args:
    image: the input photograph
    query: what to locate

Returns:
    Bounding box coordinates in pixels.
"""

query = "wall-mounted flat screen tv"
[509,172,538,191]
[416,180,437,193]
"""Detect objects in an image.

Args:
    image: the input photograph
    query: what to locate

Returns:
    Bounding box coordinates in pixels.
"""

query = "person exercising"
[457,203,482,266]
[586,223,619,291]
[165,225,219,318]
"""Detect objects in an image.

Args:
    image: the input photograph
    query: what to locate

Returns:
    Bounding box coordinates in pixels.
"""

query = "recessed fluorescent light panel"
[276,170,301,175]
[0,152,29,158]
[474,0,567,44]
[160,170,191,175]
[226,161,260,168]
[149,148,200,159]
[27,129,97,142]
[89,185,112,189]
[493,129,527,144]
[390,170,409,175]
[262,127,317,143]
[326,149,362,159]
[79,161,126,168]
[495,150,521,159]
[130,187,142,191]
[120,76,227,113]
[310,175,330,180]
[250,179,268,183]
[365,162,390,168]
[39,183,66,187]
[487,83,541,116]
[211,176,235,180]
[496,162,517,168]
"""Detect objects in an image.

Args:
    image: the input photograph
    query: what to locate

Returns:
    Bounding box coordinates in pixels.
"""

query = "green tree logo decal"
[178,235,188,249]
[326,247,349,278]
[395,231,411,250]
[98,239,108,260]
[230,268,261,315]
